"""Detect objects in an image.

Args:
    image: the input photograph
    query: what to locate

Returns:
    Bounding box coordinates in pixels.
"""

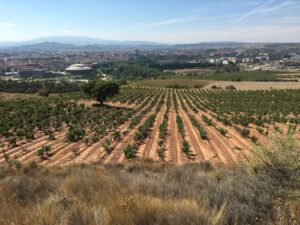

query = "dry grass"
[205,81,300,90]
[0,92,38,100]
[0,163,271,225]
[166,69,216,75]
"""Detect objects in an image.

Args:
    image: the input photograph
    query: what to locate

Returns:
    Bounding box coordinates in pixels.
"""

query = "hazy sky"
[0,0,299,43]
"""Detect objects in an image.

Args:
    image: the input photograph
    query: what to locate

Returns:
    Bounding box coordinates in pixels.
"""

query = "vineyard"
[0,88,299,167]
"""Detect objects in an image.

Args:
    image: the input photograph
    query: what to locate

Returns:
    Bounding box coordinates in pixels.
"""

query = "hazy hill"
[0,36,164,48]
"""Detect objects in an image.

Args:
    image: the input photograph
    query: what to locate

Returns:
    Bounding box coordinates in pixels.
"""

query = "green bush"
[182,140,191,156]
[113,131,121,141]
[8,137,17,147]
[66,126,86,142]
[219,128,228,137]
[157,147,165,161]
[225,85,236,90]
[37,88,50,97]
[124,144,137,159]
[103,139,112,154]
[37,145,52,160]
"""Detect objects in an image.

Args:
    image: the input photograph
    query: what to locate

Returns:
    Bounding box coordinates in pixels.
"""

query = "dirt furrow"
[200,112,252,161]
[194,113,239,164]
[138,103,166,160]
[69,99,152,164]
[205,111,252,149]
[190,89,252,150]
[56,99,154,165]
[21,95,151,166]
[176,92,214,162]
[180,92,237,164]
[0,129,68,164]
[165,93,185,164]
[0,127,68,160]
[25,141,72,165]
[183,91,250,163]
[46,142,88,167]
[104,94,163,164]
[104,114,149,164]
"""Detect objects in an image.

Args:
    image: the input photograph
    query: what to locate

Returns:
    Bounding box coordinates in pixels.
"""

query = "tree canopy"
[0,80,82,94]
[82,80,119,105]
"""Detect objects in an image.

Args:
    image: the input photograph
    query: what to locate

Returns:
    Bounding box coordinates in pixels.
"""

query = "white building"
[65,64,92,75]
[227,57,237,64]
[222,60,229,65]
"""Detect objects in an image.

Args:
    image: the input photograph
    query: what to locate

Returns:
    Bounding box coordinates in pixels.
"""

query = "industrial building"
[65,64,92,75]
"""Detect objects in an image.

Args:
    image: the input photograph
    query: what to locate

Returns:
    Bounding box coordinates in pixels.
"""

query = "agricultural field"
[165,68,215,75]
[0,87,299,167]
[129,79,209,89]
[206,81,300,90]
[190,71,298,81]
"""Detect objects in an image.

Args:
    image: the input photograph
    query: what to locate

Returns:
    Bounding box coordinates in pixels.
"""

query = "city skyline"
[0,0,300,43]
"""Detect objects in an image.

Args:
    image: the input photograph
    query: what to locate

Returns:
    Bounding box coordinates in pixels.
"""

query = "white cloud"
[0,22,16,27]
[135,16,203,28]
[233,0,295,23]
[134,14,241,30]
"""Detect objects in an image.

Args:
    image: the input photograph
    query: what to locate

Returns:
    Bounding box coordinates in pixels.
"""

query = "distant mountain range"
[0,36,165,48]
[0,36,299,52]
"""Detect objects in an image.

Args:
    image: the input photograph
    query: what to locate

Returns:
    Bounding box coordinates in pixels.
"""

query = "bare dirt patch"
[206,81,300,90]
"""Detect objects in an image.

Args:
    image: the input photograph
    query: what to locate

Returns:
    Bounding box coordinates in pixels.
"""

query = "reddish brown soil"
[2,89,293,167]
[138,103,166,161]
[165,99,184,164]
[104,93,164,164]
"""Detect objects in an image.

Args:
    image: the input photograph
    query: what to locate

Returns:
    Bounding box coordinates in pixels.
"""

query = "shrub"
[124,144,137,159]
[182,140,191,156]
[8,137,17,147]
[37,145,52,160]
[71,148,80,157]
[113,131,121,141]
[91,134,99,143]
[66,126,86,142]
[176,115,185,138]
[166,84,187,89]
[256,127,264,134]
[48,133,55,140]
[37,87,50,97]
[3,152,9,163]
[199,127,208,140]
[211,85,221,89]
[241,128,250,138]
[13,160,23,169]
[103,139,112,154]
[157,147,165,161]
[225,85,236,90]
[202,115,213,126]
[254,133,300,170]
[193,84,204,88]
[250,135,258,144]
[157,139,164,147]
[219,128,228,137]
[134,115,156,142]
[84,138,89,146]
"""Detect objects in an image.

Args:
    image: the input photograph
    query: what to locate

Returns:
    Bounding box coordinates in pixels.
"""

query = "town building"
[65,64,92,75]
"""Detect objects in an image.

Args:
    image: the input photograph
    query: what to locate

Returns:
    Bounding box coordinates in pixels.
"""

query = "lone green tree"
[83,80,119,106]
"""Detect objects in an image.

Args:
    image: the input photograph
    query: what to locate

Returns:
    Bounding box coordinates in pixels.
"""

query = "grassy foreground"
[0,134,299,225]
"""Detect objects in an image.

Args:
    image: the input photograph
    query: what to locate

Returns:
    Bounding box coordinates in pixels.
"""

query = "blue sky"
[0,0,299,43]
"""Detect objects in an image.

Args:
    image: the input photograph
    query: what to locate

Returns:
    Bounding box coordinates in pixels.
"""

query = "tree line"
[0,80,82,94]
